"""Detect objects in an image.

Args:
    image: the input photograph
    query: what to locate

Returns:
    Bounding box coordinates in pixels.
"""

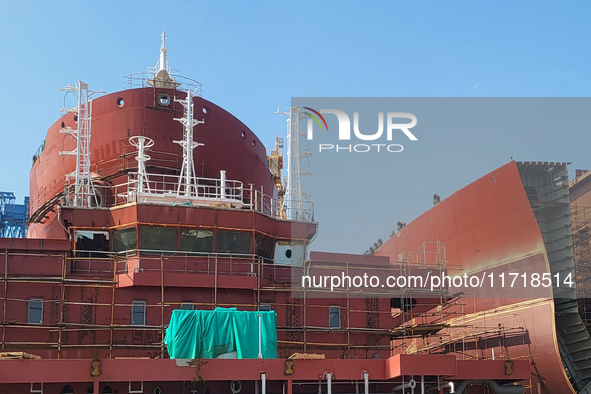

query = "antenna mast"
[174,90,205,197]
[59,81,104,207]
[276,106,312,220]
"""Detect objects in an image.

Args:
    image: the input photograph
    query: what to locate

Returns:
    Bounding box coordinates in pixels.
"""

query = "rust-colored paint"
[376,161,574,394]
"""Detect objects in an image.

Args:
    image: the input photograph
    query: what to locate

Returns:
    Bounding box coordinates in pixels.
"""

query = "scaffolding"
[385,240,534,379]
[0,192,28,238]
[0,245,398,360]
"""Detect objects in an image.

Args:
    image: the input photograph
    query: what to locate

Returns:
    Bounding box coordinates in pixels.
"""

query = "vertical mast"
[158,30,168,73]
[174,90,205,197]
[276,106,312,220]
[59,81,104,207]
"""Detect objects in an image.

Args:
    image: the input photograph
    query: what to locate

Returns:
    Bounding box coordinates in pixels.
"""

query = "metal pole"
[261,373,267,394]
[220,170,226,201]
[214,255,218,308]
[258,313,263,359]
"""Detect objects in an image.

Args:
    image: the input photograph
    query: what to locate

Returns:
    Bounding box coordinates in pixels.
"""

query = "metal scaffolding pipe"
[363,372,369,394]
[327,372,332,394]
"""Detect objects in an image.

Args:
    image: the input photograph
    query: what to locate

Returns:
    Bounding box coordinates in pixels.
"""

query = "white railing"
[60,171,315,223]
[126,172,245,207]
[252,191,314,222]
[123,72,203,96]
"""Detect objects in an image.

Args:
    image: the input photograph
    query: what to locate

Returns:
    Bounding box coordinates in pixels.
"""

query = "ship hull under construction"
[377,161,591,394]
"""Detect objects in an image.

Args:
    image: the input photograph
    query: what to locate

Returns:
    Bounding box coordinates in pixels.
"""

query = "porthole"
[61,121,65,128]
[241,131,246,140]
[73,114,78,122]
[252,139,256,147]
[202,107,208,114]
[285,249,292,258]
[116,97,125,107]
[158,93,171,107]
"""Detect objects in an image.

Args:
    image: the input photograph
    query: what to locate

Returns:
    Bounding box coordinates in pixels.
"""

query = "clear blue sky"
[0,1,589,251]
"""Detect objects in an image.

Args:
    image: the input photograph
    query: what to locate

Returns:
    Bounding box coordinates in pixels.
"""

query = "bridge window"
[28,298,44,324]
[180,229,214,253]
[139,226,177,255]
[113,227,137,253]
[180,302,194,311]
[75,230,109,257]
[216,231,251,254]
[131,300,146,325]
[255,234,274,260]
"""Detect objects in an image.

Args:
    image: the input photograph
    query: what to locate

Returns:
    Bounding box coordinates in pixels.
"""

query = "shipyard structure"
[1,33,591,394]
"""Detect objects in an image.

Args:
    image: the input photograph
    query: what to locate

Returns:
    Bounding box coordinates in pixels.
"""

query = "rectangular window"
[259,304,271,312]
[131,300,146,326]
[329,306,340,329]
[28,298,43,324]
[113,227,137,253]
[179,229,214,253]
[139,226,177,255]
[254,234,274,260]
[75,230,110,257]
[216,231,251,254]
[180,302,194,311]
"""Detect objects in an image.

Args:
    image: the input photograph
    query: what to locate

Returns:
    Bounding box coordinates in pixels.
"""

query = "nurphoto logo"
[304,108,418,153]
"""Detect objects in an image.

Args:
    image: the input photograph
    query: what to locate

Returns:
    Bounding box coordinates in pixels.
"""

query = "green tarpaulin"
[164,307,278,359]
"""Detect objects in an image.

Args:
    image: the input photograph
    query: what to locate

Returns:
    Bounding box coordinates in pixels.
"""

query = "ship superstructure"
[0,32,573,394]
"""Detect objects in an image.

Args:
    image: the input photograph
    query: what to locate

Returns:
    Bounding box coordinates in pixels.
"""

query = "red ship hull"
[376,161,586,394]
[3,37,583,391]
[28,87,276,239]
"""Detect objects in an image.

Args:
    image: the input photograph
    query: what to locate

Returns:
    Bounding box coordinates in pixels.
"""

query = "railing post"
[220,170,226,201]
[214,255,218,308]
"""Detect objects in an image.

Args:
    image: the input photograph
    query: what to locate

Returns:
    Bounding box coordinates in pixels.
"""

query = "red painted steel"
[376,161,574,394]
[0,70,547,392]
[0,356,530,382]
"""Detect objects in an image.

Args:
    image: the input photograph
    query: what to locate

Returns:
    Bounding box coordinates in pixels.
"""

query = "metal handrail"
[123,72,203,96]
[44,170,314,223]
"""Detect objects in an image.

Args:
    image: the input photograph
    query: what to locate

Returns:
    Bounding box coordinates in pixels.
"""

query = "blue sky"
[0,1,590,251]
